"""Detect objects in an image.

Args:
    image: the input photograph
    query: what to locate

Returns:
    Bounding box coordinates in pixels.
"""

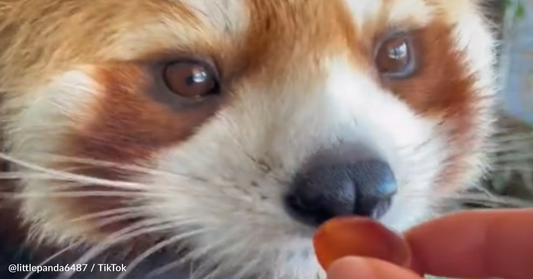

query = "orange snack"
[312,216,411,270]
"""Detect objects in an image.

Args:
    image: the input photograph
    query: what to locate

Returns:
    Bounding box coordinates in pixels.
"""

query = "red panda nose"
[284,145,397,228]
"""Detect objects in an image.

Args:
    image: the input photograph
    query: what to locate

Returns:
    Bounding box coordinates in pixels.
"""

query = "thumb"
[327,257,422,279]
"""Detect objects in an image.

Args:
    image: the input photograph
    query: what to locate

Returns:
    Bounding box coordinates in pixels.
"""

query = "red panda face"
[0,0,497,278]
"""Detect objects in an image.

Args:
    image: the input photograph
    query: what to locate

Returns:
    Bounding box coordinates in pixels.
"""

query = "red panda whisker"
[60,219,181,279]
[2,153,234,187]
[22,241,83,279]
[117,228,210,279]
[0,172,145,189]
[4,191,153,199]
[68,206,156,224]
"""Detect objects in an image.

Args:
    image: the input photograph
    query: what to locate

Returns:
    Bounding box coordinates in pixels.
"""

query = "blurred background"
[476,0,533,206]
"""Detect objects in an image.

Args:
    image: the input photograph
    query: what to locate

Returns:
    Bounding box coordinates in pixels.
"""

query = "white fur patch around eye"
[5,67,98,154]
[342,0,433,32]
[182,0,249,34]
[4,67,101,245]
[172,0,250,47]
[109,0,249,61]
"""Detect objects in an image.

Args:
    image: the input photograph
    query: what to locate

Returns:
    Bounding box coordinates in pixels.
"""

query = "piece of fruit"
[313,216,411,270]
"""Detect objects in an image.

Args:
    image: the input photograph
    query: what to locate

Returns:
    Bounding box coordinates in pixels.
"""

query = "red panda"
[0,0,498,279]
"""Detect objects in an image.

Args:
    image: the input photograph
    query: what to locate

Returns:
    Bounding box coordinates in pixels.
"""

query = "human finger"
[405,209,533,279]
[327,256,423,279]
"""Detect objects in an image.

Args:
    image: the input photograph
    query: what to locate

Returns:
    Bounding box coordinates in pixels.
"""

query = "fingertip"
[403,209,533,279]
[327,257,421,279]
[327,257,373,279]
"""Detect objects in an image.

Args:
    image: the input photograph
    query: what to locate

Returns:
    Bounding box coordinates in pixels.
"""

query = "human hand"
[326,209,533,279]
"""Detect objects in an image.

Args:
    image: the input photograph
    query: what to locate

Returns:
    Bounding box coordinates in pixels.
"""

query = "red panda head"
[0,0,497,278]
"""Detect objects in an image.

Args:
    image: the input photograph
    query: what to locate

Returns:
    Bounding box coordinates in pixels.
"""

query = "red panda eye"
[163,60,220,98]
[375,34,416,78]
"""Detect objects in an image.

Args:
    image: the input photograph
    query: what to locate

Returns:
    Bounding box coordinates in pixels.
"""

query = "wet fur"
[0,0,498,279]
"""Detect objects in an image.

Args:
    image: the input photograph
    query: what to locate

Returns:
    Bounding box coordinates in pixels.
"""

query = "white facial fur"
[1,0,497,279]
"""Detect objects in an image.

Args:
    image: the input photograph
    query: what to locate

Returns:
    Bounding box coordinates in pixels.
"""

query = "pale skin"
[326,209,533,279]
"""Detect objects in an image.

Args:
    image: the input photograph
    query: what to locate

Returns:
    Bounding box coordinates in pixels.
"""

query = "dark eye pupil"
[163,61,218,98]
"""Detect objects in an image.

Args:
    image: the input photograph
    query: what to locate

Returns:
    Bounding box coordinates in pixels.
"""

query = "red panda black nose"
[284,145,397,227]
